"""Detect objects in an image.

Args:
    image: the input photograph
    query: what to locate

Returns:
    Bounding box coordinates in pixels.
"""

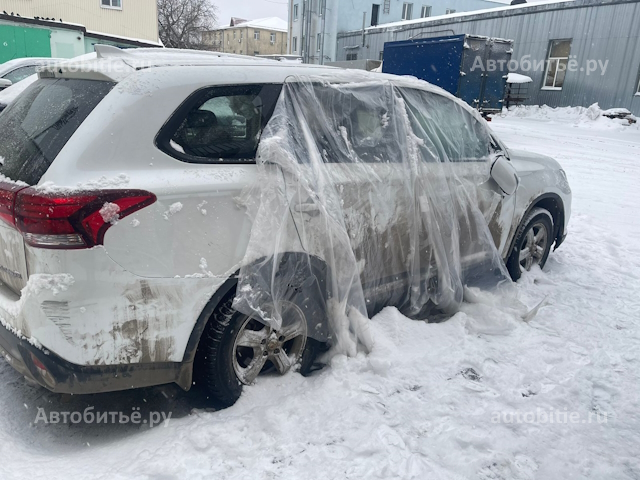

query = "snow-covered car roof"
[36,46,449,93]
[38,45,314,82]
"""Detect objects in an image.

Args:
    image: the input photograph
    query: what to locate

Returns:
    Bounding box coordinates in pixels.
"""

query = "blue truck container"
[382,34,514,114]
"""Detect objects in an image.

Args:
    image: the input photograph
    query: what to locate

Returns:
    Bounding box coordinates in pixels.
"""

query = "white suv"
[0,47,571,407]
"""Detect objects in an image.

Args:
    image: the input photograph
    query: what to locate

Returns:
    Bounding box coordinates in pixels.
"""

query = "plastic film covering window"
[233,76,510,352]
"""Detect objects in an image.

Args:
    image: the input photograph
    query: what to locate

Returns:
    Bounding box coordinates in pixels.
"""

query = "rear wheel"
[194,295,319,408]
[507,207,554,281]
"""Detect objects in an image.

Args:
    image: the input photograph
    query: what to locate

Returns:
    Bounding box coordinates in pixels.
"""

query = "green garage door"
[0,25,52,63]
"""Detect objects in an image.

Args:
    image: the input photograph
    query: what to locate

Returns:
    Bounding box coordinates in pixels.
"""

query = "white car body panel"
[0,50,571,386]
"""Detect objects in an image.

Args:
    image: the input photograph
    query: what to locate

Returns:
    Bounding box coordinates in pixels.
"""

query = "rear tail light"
[0,184,156,249]
[0,181,23,227]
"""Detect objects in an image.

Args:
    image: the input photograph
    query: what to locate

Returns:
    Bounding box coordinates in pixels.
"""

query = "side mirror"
[0,79,12,91]
[491,154,518,195]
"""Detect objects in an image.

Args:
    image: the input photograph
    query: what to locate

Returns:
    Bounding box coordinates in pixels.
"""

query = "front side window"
[421,5,432,17]
[544,39,571,89]
[158,85,282,164]
[400,88,491,162]
[402,3,413,20]
[101,0,122,9]
[3,65,37,84]
[0,78,115,184]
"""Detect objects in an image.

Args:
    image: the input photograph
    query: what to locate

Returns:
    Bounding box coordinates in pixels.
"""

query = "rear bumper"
[0,321,192,394]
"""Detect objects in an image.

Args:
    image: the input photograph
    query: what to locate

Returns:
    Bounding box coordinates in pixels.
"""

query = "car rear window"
[0,78,115,185]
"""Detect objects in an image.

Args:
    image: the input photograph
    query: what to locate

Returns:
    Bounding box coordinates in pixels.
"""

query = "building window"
[101,0,122,9]
[319,0,326,15]
[270,33,276,44]
[445,8,456,14]
[317,33,322,51]
[254,51,260,56]
[543,39,571,90]
[371,4,380,26]
[254,30,260,40]
[420,5,432,17]
[402,3,413,20]
[346,53,358,61]
[293,4,299,20]
[293,36,298,52]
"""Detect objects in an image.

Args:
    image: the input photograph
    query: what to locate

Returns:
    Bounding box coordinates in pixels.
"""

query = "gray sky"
[214,0,289,27]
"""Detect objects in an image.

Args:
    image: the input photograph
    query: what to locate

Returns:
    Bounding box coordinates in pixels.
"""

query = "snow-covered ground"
[1,106,639,479]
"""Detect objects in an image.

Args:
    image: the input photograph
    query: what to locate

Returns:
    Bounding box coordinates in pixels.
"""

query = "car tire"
[506,207,554,281]
[194,293,321,408]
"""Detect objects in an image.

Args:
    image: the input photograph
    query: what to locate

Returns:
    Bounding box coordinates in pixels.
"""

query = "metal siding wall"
[337,0,640,114]
[0,0,158,42]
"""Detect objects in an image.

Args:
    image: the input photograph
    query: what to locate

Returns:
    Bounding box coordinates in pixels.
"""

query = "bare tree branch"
[158,0,218,49]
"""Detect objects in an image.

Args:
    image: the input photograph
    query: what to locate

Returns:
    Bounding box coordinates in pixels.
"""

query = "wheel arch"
[509,193,566,257]
[179,253,330,390]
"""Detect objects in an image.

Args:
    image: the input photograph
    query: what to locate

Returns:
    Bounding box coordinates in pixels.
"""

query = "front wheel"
[194,295,318,408]
[506,207,554,281]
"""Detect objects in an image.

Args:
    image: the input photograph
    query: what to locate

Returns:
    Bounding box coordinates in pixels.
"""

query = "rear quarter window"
[157,84,282,164]
[0,78,115,185]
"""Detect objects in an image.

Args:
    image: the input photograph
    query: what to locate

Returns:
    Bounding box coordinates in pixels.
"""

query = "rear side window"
[157,84,282,164]
[0,78,115,185]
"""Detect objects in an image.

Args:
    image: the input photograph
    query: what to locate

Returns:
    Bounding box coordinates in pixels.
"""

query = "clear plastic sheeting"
[234,75,511,352]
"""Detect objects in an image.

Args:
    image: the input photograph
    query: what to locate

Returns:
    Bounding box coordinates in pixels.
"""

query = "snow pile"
[506,72,532,84]
[163,202,183,220]
[504,103,638,130]
[99,203,120,224]
[1,102,640,479]
[37,174,131,194]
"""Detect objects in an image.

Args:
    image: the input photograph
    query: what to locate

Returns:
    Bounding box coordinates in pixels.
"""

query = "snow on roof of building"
[216,17,288,32]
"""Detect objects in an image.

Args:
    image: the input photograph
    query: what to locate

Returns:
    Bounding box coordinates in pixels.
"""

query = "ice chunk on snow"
[163,202,183,220]
[197,200,208,216]
[99,202,120,224]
